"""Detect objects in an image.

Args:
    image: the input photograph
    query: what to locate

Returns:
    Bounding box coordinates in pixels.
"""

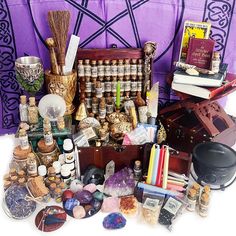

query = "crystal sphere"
[38,94,66,121]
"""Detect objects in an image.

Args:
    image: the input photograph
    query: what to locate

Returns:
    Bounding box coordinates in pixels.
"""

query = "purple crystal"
[74,190,93,205]
[104,167,135,197]
[4,185,36,219]
[103,213,126,230]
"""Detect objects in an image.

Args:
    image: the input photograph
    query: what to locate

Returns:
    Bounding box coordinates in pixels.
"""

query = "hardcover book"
[172,73,236,99]
[179,20,211,61]
[186,38,215,69]
[173,63,228,87]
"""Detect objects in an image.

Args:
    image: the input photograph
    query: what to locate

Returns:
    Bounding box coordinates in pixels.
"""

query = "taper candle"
[156,145,165,186]
[146,144,156,184]
[116,80,121,109]
[162,146,170,189]
[151,144,160,185]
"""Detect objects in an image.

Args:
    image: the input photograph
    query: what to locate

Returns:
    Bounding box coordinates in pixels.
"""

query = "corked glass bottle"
[99,97,107,120]
[96,81,103,98]
[111,60,118,77]
[211,52,221,73]
[118,59,125,77]
[199,193,209,217]
[78,60,85,78]
[137,59,143,77]
[130,58,137,76]
[19,128,30,150]
[28,97,38,124]
[84,59,91,77]
[133,160,142,181]
[106,96,114,115]
[91,60,98,78]
[26,153,38,177]
[124,59,131,77]
[92,97,99,115]
[186,188,197,211]
[97,60,105,80]
[43,125,53,146]
[104,60,111,77]
[192,182,201,203]
[19,95,28,122]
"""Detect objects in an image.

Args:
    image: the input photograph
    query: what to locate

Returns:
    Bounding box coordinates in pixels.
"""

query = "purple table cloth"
[0,0,236,134]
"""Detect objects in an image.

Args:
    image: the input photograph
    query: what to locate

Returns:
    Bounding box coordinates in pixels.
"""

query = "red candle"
[155,145,165,186]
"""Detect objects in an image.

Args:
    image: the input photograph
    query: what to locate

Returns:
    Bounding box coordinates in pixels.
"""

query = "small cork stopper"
[124,59,130,64]
[111,59,117,65]
[13,145,32,160]
[54,187,62,195]
[192,182,200,191]
[91,60,96,65]
[188,188,197,198]
[20,95,27,104]
[18,177,26,185]
[49,183,57,190]
[118,59,123,64]
[84,59,90,64]
[131,58,137,64]
[3,174,10,181]
[48,167,56,175]
[55,177,61,185]
[138,59,143,64]
[201,193,209,204]
[37,139,56,153]
[10,175,18,182]
[19,128,26,136]
[28,152,36,159]
[78,60,83,64]
[135,160,141,167]
[9,168,17,176]
[29,97,36,105]
[18,170,26,177]
[59,182,66,189]
[203,185,211,194]
[104,59,110,64]
[98,60,103,65]
[4,180,12,189]
[213,51,220,58]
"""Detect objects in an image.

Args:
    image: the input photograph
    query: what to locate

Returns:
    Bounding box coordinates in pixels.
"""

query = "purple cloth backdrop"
[0,0,236,134]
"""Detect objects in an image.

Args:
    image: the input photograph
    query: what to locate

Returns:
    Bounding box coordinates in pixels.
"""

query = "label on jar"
[19,136,29,150]
[124,80,131,91]
[187,198,196,212]
[96,87,103,98]
[111,65,118,76]
[137,81,142,91]
[84,65,91,77]
[111,81,117,92]
[137,64,143,76]
[130,64,137,75]
[199,203,208,217]
[64,151,74,164]
[28,108,38,124]
[131,81,138,91]
[118,65,125,76]
[78,65,85,77]
[27,162,37,176]
[92,103,98,114]
[85,97,92,108]
[99,108,106,119]
[44,133,53,146]
[91,66,98,78]
[105,81,112,92]
[91,81,96,93]
[120,81,125,92]
[98,65,105,77]
[19,105,28,122]
[143,198,160,211]
[105,65,111,76]
[101,82,105,93]
[85,82,92,92]
[106,103,114,114]
[124,64,130,76]
[163,197,182,216]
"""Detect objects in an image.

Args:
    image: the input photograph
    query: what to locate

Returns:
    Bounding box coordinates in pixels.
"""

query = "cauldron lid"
[193,142,236,168]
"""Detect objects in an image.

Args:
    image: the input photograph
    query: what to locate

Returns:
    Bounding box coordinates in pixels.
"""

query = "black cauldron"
[192,142,236,186]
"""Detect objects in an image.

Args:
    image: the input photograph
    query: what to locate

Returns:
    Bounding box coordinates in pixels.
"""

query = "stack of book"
[172,63,236,99]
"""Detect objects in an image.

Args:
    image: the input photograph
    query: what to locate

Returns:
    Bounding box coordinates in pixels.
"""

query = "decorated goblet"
[15,56,44,95]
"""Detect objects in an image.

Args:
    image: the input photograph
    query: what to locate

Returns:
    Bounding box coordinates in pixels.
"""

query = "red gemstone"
[62,190,74,202]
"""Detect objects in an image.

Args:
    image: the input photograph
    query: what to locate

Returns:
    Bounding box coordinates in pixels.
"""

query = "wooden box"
[77,143,192,176]
[159,94,236,153]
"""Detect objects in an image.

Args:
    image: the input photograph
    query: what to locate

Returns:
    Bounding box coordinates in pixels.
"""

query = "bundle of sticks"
[47,10,70,75]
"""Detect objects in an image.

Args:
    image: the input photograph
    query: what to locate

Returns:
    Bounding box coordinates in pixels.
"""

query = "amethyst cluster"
[104,167,135,197]
[4,185,36,219]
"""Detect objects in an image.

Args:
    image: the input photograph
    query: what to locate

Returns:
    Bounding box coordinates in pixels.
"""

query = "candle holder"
[45,70,77,115]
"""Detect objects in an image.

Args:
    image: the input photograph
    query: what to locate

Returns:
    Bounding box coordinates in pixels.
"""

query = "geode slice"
[103,213,126,230]
[103,167,135,197]
[4,185,36,219]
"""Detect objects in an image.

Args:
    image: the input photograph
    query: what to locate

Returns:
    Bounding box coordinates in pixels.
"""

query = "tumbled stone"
[93,191,104,201]
[91,198,102,210]
[64,198,80,211]
[103,213,126,230]
[74,190,93,205]
[70,179,83,193]
[62,190,74,202]
[83,183,97,193]
[73,205,86,219]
